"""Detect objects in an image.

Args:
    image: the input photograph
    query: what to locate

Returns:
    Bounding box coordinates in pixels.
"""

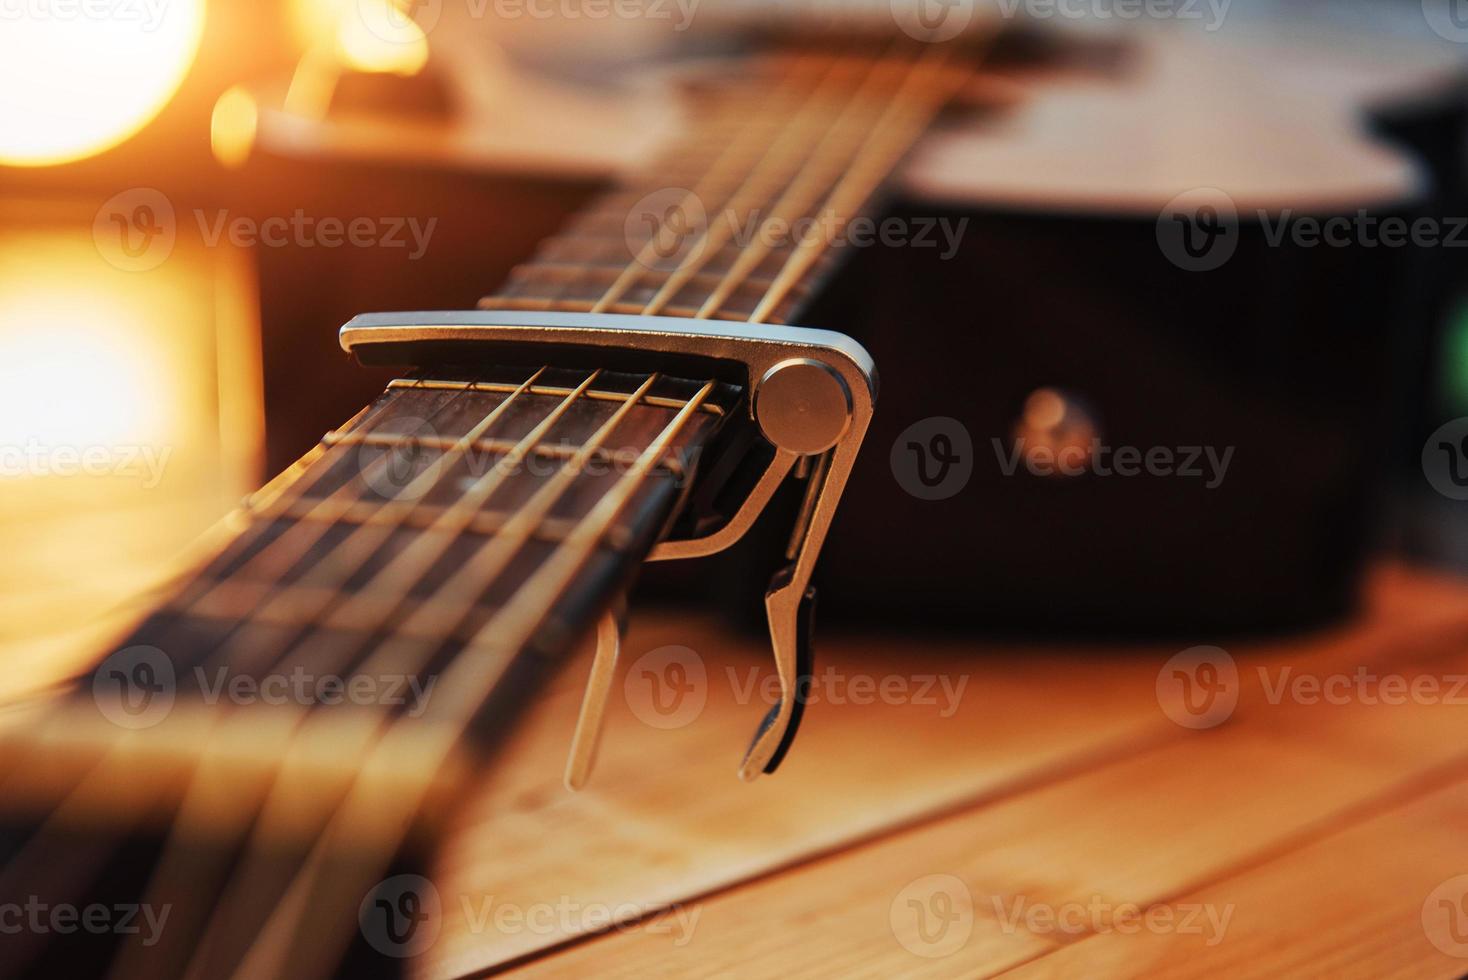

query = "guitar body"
[248,13,1467,631]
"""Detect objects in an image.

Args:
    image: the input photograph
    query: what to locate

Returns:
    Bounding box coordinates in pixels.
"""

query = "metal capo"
[340,310,876,789]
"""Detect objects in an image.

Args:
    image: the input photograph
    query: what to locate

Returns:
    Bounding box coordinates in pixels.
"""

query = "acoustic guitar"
[1,27,982,979]
[252,6,1466,632]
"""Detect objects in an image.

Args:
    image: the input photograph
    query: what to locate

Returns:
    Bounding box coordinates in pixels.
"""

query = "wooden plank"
[1000,778,1468,979]
[425,614,1179,978]
[474,565,1468,978]
[507,724,1404,979]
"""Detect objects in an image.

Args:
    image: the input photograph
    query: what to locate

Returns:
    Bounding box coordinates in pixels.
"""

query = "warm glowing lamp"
[0,0,206,167]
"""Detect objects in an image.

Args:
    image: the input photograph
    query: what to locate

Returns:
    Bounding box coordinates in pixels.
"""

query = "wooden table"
[419,562,1468,979]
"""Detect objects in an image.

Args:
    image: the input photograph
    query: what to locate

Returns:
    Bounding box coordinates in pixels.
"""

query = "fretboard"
[481,39,975,325]
[128,365,736,745]
[0,365,739,979]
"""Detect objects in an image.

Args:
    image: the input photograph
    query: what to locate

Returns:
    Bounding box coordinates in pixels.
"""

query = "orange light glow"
[291,0,429,77]
[0,0,205,167]
[211,85,259,169]
[337,0,429,76]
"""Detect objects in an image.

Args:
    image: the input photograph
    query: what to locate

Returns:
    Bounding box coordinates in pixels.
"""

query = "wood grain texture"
[423,563,1468,979]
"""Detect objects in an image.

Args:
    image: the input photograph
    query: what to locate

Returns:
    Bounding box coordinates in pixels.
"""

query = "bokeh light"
[0,0,206,167]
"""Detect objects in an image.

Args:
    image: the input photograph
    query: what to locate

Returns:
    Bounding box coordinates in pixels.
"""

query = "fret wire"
[749,43,982,323]
[11,38,998,980]
[372,371,661,638]
[109,374,622,978]
[246,384,411,518]
[284,370,606,632]
[221,381,717,980]
[159,381,434,617]
[1,374,556,968]
[189,375,679,978]
[222,368,554,629]
[588,52,833,314]
[447,380,717,715]
[382,376,725,416]
[171,376,487,616]
[498,62,792,313]
[318,432,689,478]
[696,44,940,320]
[640,43,898,318]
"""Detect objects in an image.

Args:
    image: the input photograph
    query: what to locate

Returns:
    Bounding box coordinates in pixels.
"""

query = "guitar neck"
[0,30,979,980]
[1,364,739,978]
[483,38,975,325]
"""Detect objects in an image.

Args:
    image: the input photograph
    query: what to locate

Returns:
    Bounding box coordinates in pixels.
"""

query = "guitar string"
[5,34,968,974]
[182,371,692,980]
[156,49,827,645]
[115,370,644,980]
[747,41,986,323]
[698,41,968,321]
[150,52,839,716]
[215,45,963,980]
[500,54,801,312]
[639,39,910,319]
[167,43,952,979]
[157,44,916,974]
[0,55,839,962]
[0,374,547,977]
[586,48,857,314]
[100,370,632,978]
[230,382,717,980]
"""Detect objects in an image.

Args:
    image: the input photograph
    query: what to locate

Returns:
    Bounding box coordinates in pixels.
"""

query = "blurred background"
[5,0,1468,693]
